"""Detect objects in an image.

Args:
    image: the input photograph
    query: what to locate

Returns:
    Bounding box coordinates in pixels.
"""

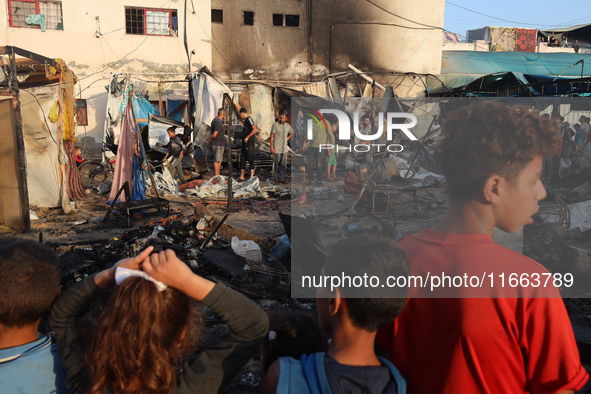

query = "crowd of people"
[1,101,590,393]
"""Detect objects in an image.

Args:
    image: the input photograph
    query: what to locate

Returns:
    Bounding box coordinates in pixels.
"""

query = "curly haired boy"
[377,101,589,393]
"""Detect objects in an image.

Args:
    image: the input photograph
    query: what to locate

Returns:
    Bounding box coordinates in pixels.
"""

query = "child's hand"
[142,249,192,290]
[117,246,154,270]
[143,249,215,301]
[95,246,154,288]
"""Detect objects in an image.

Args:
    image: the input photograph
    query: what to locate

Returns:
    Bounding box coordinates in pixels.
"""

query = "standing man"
[164,126,186,185]
[270,112,293,183]
[206,108,226,177]
[580,115,590,146]
[360,112,373,163]
[239,108,260,181]
[303,112,329,185]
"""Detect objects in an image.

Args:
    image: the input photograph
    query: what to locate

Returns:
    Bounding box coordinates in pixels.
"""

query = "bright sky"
[443,1,591,40]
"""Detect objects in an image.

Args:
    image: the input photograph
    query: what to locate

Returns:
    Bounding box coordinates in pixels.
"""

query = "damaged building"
[210,0,444,81]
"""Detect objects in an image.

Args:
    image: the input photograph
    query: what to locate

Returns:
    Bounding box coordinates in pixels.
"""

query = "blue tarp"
[131,96,158,120]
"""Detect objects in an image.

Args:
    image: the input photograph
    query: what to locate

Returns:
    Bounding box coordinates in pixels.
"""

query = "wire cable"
[365,0,443,30]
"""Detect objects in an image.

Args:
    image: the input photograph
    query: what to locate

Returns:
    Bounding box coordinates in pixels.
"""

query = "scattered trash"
[185,176,268,199]
[268,234,291,262]
[30,211,39,220]
[97,181,112,195]
[197,215,214,230]
[231,236,262,263]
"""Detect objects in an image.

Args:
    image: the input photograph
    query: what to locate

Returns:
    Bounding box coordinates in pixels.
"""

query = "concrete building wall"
[211,0,444,81]
[1,0,212,148]
[211,0,310,80]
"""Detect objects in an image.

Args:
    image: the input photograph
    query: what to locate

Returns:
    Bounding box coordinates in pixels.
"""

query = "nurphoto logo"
[301,106,418,154]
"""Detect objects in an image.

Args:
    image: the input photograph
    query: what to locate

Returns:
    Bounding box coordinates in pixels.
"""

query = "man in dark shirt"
[164,126,186,184]
[206,108,226,177]
[239,107,260,181]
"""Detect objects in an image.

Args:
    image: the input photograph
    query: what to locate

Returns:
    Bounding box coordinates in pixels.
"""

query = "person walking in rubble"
[206,108,226,177]
[326,120,338,181]
[239,108,260,181]
[359,112,375,164]
[581,115,590,146]
[164,126,187,185]
[303,112,329,185]
[270,112,293,184]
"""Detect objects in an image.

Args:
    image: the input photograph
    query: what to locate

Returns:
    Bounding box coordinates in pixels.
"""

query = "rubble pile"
[51,205,291,301]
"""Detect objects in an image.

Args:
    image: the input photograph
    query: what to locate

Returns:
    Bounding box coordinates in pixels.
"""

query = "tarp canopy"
[427,72,591,96]
[442,51,591,77]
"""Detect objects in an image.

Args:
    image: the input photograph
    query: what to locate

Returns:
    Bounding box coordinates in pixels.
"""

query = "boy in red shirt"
[377,101,588,393]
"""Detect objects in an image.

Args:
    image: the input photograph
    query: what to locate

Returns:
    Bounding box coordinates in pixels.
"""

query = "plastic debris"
[231,236,262,263]
[185,175,268,199]
[268,234,291,261]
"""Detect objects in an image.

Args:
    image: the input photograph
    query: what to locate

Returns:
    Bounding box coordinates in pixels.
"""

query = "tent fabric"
[516,29,537,53]
[442,51,591,77]
[130,95,158,121]
[64,141,86,201]
[108,103,136,203]
[191,72,232,128]
[167,100,185,122]
[490,27,516,52]
[21,88,62,207]
[467,27,490,42]
[246,84,274,141]
[542,23,591,34]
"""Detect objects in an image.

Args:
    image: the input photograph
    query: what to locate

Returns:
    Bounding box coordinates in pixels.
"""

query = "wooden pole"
[8,51,30,230]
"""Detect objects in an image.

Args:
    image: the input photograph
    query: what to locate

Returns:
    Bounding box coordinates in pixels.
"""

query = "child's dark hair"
[240,107,247,113]
[437,101,559,200]
[260,311,328,373]
[0,238,61,328]
[323,235,409,333]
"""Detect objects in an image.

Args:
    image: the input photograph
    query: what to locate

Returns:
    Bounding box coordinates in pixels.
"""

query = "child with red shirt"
[377,101,589,393]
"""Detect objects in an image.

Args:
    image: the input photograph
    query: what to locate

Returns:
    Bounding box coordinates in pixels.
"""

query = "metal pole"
[226,98,233,212]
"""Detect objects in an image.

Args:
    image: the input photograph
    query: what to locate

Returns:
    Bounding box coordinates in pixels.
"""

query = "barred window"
[7,0,63,30]
[125,7,177,36]
[272,13,300,28]
[211,9,223,24]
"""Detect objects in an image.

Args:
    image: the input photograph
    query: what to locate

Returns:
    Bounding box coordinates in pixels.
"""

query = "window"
[7,0,63,30]
[272,13,300,28]
[211,9,223,24]
[272,14,283,26]
[285,14,300,27]
[125,7,177,36]
[75,99,88,126]
[243,11,254,26]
